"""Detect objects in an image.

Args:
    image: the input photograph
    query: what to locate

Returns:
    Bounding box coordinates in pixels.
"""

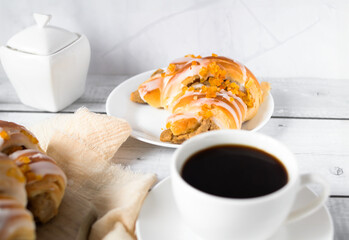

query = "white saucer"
[106,70,274,148]
[136,177,333,240]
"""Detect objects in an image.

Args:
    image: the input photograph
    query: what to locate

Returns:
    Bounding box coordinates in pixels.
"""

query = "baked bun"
[0,120,42,155]
[0,154,35,240]
[0,120,67,223]
[137,69,163,108]
[10,150,67,223]
[130,54,270,143]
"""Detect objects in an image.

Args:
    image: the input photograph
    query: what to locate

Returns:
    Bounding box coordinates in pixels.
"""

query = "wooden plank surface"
[1,75,349,118]
[0,75,127,113]
[327,197,349,240]
[0,75,348,239]
[0,113,347,240]
[0,112,347,195]
[262,77,349,119]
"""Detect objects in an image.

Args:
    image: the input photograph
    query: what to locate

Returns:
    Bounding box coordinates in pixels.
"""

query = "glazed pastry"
[10,149,67,223]
[0,120,42,155]
[131,54,270,143]
[0,153,35,240]
[0,120,67,223]
[131,69,164,108]
[161,90,247,144]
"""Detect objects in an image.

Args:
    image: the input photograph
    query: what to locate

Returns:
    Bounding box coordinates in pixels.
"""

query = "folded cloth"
[30,107,157,240]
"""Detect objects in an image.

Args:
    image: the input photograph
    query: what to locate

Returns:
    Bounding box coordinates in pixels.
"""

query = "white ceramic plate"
[136,177,334,240]
[106,70,274,148]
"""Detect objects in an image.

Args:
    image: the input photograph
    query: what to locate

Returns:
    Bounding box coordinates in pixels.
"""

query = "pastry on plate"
[130,54,270,144]
[0,153,35,240]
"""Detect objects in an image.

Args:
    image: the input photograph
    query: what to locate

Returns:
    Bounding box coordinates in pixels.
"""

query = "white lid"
[6,13,79,55]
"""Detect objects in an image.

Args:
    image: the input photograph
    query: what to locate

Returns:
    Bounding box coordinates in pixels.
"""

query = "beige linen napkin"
[30,107,157,240]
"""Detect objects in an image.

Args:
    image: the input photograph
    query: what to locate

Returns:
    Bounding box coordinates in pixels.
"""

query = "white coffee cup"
[171,130,329,240]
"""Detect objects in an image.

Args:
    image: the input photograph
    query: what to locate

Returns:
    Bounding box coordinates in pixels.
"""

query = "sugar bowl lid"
[6,13,79,56]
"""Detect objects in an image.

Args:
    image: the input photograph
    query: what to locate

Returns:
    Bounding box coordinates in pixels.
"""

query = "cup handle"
[285,173,330,224]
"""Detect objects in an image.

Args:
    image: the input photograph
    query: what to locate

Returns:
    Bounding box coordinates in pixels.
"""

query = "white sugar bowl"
[0,13,90,112]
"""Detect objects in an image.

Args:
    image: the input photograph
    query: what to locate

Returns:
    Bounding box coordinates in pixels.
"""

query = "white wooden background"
[0,75,348,240]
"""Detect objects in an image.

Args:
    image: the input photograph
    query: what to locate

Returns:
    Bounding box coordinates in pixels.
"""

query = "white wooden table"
[0,75,348,240]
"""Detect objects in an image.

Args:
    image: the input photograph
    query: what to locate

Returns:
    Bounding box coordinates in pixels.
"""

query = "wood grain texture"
[1,75,349,118]
[0,112,347,196]
[0,75,128,112]
[261,77,349,119]
[327,197,349,240]
[0,74,348,239]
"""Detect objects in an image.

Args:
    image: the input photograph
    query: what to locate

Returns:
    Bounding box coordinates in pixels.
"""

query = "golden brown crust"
[159,129,173,142]
[205,56,266,121]
[10,150,67,223]
[168,92,246,142]
[27,192,57,223]
[169,117,200,136]
[4,227,35,240]
[0,154,35,240]
[137,69,163,108]
[142,88,162,108]
[261,81,271,102]
[26,175,65,223]
[244,80,270,121]
[1,120,67,223]
[130,90,146,104]
[0,120,42,154]
[181,75,200,86]
[0,199,36,240]
[132,55,270,143]
[160,118,219,144]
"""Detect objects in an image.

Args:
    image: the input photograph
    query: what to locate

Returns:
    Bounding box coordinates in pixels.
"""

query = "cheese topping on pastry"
[131,54,270,143]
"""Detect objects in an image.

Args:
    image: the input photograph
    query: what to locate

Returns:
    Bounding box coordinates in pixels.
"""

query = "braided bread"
[0,154,35,240]
[0,120,67,224]
[10,150,67,223]
[0,121,42,155]
[130,54,270,143]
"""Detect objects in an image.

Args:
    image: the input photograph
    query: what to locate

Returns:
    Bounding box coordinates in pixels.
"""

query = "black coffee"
[181,145,288,198]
